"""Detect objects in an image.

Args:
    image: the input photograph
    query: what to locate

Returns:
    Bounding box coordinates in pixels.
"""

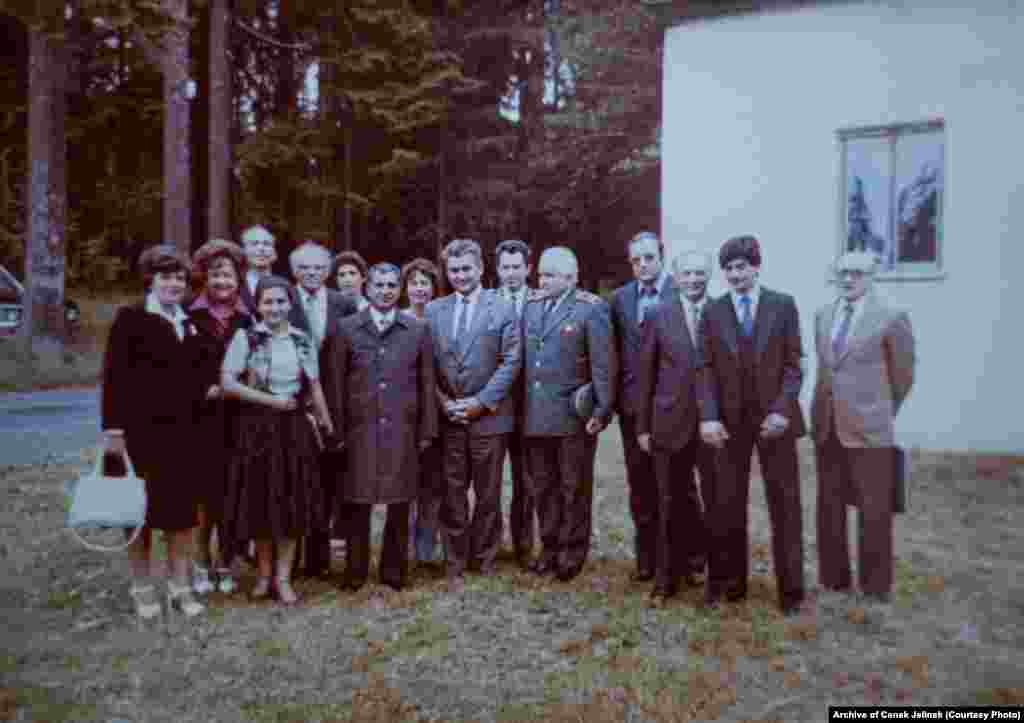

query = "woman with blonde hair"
[188,239,253,595]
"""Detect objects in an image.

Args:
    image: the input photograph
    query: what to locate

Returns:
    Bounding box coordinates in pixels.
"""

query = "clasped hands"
[696,412,789,449]
[444,397,487,425]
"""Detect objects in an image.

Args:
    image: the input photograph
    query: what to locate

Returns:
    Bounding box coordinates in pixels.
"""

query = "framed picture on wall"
[838,119,945,279]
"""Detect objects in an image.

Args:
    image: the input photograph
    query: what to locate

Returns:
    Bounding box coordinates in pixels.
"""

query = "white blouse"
[222,326,318,397]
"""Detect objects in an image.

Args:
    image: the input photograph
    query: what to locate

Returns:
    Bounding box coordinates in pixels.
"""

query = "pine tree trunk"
[23,18,68,359]
[207,0,232,240]
[162,0,192,254]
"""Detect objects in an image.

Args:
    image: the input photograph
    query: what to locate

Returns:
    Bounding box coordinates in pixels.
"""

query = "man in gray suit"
[610,231,678,582]
[425,239,522,592]
[522,246,614,581]
[811,251,915,603]
[495,239,536,568]
[287,242,359,578]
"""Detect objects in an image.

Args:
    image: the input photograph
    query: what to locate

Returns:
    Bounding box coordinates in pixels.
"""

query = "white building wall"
[661,0,1024,453]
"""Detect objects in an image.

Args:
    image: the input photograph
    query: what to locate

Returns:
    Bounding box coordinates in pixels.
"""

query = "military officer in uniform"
[521,246,614,581]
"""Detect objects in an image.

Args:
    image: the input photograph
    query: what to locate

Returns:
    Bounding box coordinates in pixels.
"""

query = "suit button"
[380,417,388,424]
[536,361,541,367]
[379,382,387,390]
[535,381,541,388]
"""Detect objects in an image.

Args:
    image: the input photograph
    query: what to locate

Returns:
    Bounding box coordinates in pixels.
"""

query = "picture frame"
[837,119,945,280]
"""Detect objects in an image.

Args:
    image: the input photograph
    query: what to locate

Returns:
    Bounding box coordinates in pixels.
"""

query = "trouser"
[619,413,659,573]
[506,430,536,560]
[344,502,411,587]
[704,424,805,611]
[526,432,598,571]
[815,419,895,596]
[651,438,706,593]
[440,426,507,577]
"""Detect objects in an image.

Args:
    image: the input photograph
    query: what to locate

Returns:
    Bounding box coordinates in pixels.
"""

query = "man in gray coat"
[425,239,522,591]
[322,263,438,592]
[811,250,915,603]
[522,246,614,581]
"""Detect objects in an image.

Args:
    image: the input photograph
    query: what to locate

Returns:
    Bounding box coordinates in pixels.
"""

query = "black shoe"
[382,579,404,592]
[528,558,556,576]
[681,573,702,588]
[630,568,655,583]
[556,564,583,582]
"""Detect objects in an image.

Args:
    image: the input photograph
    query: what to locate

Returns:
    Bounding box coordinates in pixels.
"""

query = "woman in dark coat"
[188,239,252,596]
[102,245,206,619]
[221,275,334,606]
[399,258,444,564]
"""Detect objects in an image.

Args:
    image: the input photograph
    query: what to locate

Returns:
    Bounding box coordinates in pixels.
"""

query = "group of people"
[101,225,915,622]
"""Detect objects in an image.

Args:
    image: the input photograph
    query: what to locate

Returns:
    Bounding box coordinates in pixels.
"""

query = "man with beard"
[322,263,438,591]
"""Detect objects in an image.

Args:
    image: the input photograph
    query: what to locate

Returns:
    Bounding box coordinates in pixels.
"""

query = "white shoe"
[167,581,205,618]
[129,584,162,621]
[192,563,215,595]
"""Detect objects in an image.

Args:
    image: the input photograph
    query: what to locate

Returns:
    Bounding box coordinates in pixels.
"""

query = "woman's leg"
[274,538,299,604]
[165,528,205,616]
[251,539,274,598]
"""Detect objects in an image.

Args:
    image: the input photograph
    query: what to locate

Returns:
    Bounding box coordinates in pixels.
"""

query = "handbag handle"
[67,449,144,553]
[93,447,137,479]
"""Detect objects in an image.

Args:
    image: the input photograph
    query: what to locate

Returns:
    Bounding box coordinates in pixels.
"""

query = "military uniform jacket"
[424,288,522,437]
[321,308,438,504]
[521,289,615,437]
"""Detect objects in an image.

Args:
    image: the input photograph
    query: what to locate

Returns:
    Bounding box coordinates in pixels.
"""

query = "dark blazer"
[521,289,615,437]
[635,296,701,452]
[697,287,807,437]
[321,309,438,504]
[101,303,203,431]
[288,287,359,343]
[189,307,253,445]
[425,289,522,437]
[610,276,679,418]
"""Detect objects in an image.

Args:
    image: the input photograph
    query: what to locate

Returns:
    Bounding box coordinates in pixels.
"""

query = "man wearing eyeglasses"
[811,251,915,606]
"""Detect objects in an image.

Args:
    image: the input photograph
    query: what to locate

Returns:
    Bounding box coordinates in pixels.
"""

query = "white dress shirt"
[370,306,397,332]
[682,294,707,343]
[144,292,188,341]
[297,286,328,345]
[637,271,668,323]
[831,294,868,343]
[451,285,483,338]
[246,271,263,299]
[503,286,527,316]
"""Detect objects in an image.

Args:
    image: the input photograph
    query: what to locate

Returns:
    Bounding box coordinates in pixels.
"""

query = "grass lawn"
[1,429,1023,721]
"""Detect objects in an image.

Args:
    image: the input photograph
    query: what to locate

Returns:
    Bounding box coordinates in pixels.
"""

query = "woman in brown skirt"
[220,275,333,605]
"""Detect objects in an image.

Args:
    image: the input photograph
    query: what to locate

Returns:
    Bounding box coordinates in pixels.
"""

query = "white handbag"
[66,449,147,552]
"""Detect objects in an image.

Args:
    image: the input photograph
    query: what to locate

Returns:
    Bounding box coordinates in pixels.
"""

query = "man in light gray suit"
[811,250,915,603]
[425,238,522,591]
[522,246,614,581]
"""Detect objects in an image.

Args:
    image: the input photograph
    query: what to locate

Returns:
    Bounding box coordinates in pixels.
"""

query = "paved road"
[0,387,101,467]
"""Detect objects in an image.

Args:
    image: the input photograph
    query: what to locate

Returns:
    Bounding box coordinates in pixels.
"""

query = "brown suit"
[635,295,707,595]
[321,308,438,588]
[811,292,914,596]
[697,287,806,612]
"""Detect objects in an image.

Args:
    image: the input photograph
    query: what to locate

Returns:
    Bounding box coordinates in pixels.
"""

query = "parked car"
[0,265,80,338]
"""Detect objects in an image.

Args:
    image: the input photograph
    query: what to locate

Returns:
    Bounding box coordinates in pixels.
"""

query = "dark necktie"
[454,296,470,351]
[832,302,854,359]
[739,295,753,337]
[639,284,657,325]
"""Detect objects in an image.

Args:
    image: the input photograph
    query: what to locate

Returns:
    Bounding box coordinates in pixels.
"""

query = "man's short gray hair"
[670,248,714,274]
[834,250,879,275]
[289,242,331,272]
[440,238,484,269]
[539,246,579,279]
[241,225,275,246]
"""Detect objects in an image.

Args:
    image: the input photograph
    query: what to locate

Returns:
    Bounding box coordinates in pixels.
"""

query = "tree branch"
[234,19,312,51]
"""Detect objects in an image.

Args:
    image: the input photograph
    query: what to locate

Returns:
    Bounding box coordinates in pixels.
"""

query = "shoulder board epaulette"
[573,289,603,305]
[525,289,550,303]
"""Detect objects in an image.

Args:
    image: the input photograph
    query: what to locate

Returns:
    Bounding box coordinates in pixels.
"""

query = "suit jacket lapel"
[666,296,694,359]
[837,293,883,364]
[753,289,779,358]
[541,293,574,340]
[821,304,837,367]
[458,290,492,361]
[623,282,641,344]
[714,294,740,356]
